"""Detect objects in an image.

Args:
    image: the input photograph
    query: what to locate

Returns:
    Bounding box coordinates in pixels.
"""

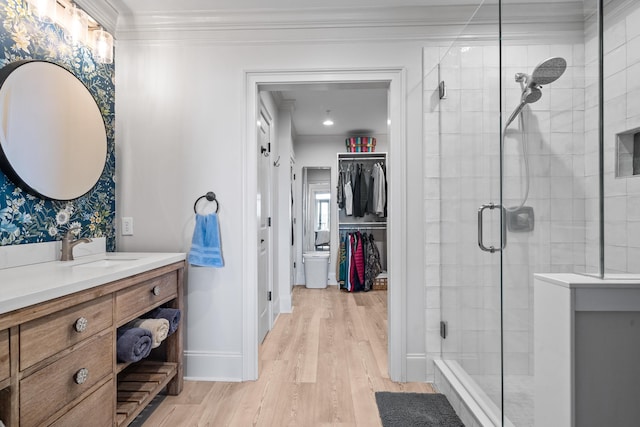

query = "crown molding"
[111,3,587,43]
[74,0,119,34]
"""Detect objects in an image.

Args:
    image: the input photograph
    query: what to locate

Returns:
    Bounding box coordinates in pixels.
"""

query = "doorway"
[243,68,407,382]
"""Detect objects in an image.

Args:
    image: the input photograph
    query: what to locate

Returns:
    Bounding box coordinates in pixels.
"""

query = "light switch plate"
[122,217,134,236]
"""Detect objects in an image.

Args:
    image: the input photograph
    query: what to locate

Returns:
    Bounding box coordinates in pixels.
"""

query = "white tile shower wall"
[589,0,640,273]
[436,39,587,378]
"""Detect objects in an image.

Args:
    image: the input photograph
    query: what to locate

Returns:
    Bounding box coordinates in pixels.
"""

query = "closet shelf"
[116,360,178,426]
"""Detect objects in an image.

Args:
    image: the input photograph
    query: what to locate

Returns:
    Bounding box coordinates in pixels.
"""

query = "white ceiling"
[275,86,388,137]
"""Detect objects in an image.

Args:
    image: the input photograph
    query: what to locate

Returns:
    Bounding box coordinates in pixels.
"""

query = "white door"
[257,107,272,344]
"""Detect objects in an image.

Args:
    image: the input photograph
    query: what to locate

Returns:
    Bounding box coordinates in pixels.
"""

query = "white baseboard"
[279,293,292,313]
[406,352,427,382]
[184,350,243,382]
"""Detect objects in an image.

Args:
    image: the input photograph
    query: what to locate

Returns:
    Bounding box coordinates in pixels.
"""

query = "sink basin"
[73,259,139,268]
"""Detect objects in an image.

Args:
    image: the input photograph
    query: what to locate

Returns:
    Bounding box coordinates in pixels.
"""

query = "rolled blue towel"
[146,307,181,336]
[116,327,153,363]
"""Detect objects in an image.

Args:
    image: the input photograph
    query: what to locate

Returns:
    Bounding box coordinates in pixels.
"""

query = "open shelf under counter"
[116,361,178,426]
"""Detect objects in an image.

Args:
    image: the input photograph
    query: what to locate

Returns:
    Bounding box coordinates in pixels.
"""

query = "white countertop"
[0,252,185,315]
[535,273,640,288]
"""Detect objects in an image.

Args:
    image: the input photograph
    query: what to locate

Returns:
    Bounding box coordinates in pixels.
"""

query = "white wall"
[116,40,426,381]
[293,134,389,286]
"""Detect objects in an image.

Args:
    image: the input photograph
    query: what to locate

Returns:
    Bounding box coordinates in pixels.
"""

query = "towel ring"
[194,191,219,214]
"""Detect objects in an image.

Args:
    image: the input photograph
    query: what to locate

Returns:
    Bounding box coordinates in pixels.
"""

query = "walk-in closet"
[337,152,388,292]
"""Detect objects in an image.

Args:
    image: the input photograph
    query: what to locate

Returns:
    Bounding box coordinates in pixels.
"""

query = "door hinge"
[268,142,271,152]
[268,217,272,227]
[293,262,296,268]
[440,321,447,339]
[268,291,272,301]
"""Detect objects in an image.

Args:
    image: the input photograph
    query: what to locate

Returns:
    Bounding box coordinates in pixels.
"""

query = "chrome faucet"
[60,228,92,261]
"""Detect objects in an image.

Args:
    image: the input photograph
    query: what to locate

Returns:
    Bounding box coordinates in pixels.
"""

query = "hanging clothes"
[372,163,386,217]
[338,233,347,287]
[352,164,362,217]
[364,233,383,291]
[359,164,369,216]
[354,231,365,287]
[337,166,345,209]
[344,178,353,216]
[345,233,352,291]
[381,162,388,217]
[366,165,375,215]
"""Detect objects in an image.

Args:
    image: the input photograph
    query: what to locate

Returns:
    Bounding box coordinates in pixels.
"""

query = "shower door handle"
[477,203,507,253]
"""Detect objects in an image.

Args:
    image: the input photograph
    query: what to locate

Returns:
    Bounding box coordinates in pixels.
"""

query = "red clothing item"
[353,232,365,286]
[349,234,356,291]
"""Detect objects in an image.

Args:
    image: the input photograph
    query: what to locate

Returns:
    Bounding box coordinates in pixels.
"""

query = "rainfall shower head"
[530,57,567,86]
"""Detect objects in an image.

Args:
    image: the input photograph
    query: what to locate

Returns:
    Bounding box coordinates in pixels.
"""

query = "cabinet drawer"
[116,271,178,323]
[50,378,114,427]
[0,329,8,382]
[20,331,113,427]
[20,295,113,371]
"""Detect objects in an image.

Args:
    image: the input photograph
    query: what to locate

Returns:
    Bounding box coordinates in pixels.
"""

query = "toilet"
[302,251,330,288]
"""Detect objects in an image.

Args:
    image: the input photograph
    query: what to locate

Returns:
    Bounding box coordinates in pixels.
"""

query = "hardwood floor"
[142,286,434,426]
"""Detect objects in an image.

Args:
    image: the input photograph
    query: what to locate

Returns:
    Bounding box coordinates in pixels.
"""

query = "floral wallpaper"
[0,0,116,250]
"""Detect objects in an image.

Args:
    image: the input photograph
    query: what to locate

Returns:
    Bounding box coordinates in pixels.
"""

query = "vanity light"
[65,5,88,44]
[92,28,113,64]
[322,110,334,127]
[28,0,57,23]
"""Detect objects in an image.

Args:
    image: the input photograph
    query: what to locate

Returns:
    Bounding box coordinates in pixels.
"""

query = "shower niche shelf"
[615,127,640,178]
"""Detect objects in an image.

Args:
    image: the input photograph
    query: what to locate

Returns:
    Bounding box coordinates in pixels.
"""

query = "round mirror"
[0,60,107,200]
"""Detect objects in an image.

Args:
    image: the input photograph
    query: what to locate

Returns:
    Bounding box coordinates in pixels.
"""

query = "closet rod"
[339,156,385,162]
[339,223,387,230]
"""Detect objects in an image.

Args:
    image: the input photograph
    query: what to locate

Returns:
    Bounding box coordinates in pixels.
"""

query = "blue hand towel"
[189,213,224,267]
[145,307,181,336]
[116,327,153,363]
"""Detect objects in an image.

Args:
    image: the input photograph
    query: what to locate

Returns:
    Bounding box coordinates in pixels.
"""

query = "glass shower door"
[438,0,505,419]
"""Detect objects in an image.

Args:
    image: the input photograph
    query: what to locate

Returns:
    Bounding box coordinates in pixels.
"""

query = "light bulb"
[66,5,88,44]
[28,0,56,23]
[322,110,334,127]
[92,29,113,64]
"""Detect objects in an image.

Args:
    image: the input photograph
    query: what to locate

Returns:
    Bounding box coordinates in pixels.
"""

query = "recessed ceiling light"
[322,110,334,127]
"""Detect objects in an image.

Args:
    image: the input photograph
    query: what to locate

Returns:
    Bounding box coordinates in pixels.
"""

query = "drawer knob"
[74,317,88,332]
[152,286,160,296]
[74,368,89,385]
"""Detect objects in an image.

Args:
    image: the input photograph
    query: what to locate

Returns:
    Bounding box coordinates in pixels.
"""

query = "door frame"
[242,67,408,381]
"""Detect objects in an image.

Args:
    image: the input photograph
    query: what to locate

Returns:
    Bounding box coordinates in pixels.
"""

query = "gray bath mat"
[375,392,464,427]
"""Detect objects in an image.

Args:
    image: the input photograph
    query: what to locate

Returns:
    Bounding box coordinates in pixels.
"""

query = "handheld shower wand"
[502,57,567,211]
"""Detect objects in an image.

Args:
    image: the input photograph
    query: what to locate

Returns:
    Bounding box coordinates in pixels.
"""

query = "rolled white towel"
[127,318,170,348]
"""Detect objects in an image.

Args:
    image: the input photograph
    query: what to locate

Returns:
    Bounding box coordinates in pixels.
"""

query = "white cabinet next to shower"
[534,274,640,427]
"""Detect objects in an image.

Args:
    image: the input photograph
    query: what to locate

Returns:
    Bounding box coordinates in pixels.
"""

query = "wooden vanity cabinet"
[0,261,184,427]
[0,330,8,384]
